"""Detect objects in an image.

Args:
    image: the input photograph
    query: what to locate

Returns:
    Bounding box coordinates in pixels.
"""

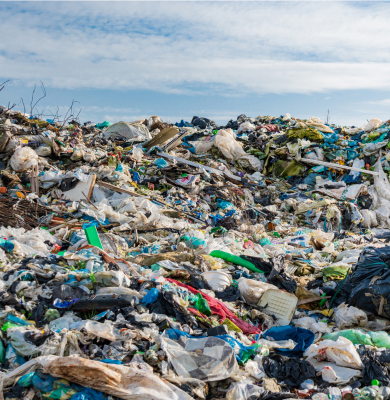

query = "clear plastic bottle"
[312,394,329,400]
[328,387,342,400]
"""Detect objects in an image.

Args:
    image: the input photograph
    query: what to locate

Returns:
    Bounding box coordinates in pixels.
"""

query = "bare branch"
[0,79,10,93]
[60,99,80,129]
[20,98,26,115]
[29,81,46,117]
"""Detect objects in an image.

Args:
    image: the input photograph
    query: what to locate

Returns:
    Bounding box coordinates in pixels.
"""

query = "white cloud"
[1,2,390,97]
[365,99,390,106]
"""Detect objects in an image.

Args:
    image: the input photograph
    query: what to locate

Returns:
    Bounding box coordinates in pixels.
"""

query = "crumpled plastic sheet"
[161,330,238,382]
[0,355,195,400]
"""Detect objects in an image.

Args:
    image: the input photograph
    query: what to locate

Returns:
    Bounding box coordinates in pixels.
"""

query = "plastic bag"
[292,317,332,333]
[304,336,363,369]
[191,139,215,154]
[226,379,264,400]
[214,129,246,160]
[237,278,278,305]
[238,121,256,132]
[376,205,390,228]
[264,326,315,357]
[334,303,368,329]
[361,209,378,228]
[131,147,144,162]
[244,360,265,380]
[35,144,52,156]
[374,159,390,201]
[324,330,390,349]
[10,146,38,171]
[30,355,193,400]
[193,293,211,316]
[320,364,362,384]
[364,118,382,132]
[161,331,238,382]
[71,148,85,161]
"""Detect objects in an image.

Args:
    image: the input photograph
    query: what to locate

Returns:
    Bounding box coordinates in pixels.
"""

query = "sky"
[1,1,390,127]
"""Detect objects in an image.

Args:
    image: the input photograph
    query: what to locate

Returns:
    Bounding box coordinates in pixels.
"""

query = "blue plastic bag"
[142,288,159,305]
[264,325,315,357]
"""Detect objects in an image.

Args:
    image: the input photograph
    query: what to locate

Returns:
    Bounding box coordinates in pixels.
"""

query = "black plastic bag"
[357,346,390,385]
[262,354,316,388]
[147,291,191,325]
[348,246,390,317]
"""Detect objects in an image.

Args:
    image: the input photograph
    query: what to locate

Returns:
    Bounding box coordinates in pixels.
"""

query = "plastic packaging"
[10,146,38,171]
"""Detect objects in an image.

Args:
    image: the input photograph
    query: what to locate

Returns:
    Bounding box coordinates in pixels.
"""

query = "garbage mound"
[2,107,390,399]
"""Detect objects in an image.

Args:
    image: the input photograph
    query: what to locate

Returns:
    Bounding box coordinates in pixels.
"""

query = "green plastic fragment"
[84,226,103,250]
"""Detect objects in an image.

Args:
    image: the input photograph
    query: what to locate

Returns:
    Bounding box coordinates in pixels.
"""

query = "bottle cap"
[371,379,380,386]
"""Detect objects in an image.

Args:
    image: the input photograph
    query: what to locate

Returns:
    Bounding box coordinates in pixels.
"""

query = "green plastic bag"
[193,293,212,316]
[323,329,390,348]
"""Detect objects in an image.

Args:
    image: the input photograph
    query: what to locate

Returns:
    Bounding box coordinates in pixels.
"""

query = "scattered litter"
[1,108,390,399]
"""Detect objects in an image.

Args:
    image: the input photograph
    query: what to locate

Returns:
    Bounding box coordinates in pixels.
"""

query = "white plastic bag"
[238,121,256,132]
[364,118,382,132]
[320,364,362,384]
[226,379,264,400]
[304,336,363,370]
[191,139,214,154]
[244,360,265,380]
[214,129,246,160]
[374,159,390,201]
[361,209,378,228]
[132,147,144,162]
[334,303,367,329]
[10,146,38,171]
[375,206,390,228]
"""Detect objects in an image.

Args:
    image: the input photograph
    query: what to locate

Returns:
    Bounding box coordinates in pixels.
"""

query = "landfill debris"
[2,108,390,399]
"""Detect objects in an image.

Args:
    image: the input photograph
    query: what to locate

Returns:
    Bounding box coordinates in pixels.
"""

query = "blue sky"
[1,1,390,127]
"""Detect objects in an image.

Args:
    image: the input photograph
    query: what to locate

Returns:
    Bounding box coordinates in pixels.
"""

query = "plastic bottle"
[312,394,329,400]
[360,386,381,400]
[329,387,342,400]
[5,314,32,326]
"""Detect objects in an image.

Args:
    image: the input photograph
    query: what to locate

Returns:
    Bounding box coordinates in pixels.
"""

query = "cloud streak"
[1,2,390,98]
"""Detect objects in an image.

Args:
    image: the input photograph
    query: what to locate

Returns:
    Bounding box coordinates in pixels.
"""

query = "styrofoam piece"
[258,289,298,325]
[201,271,231,291]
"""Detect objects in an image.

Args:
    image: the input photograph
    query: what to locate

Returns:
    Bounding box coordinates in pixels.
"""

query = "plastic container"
[201,271,231,291]
[258,289,298,325]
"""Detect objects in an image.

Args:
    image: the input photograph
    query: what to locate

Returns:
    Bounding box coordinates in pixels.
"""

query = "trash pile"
[2,107,390,399]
